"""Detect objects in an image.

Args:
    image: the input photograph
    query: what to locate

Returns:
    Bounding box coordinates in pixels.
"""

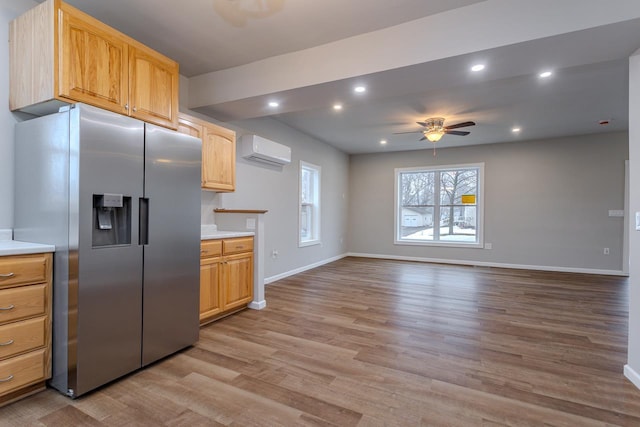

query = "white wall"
[349,132,628,273]
[625,51,640,387]
[0,0,38,229]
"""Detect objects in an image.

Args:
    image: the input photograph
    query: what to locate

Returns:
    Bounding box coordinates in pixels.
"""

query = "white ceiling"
[59,0,640,154]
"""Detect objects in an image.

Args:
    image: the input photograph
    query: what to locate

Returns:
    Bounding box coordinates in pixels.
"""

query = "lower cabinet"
[0,253,52,407]
[200,237,253,325]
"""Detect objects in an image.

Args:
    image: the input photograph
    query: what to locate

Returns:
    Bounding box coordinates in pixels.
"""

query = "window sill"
[394,239,484,249]
[299,239,321,248]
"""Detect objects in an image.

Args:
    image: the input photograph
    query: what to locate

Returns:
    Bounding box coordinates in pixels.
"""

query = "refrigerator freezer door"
[142,124,201,365]
[73,105,145,396]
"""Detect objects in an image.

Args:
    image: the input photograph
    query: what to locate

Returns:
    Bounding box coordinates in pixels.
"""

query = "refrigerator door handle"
[139,198,149,246]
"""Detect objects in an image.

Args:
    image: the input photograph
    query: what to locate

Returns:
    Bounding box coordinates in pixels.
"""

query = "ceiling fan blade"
[445,130,471,136]
[416,121,427,127]
[393,131,425,134]
[444,121,476,130]
[419,136,427,141]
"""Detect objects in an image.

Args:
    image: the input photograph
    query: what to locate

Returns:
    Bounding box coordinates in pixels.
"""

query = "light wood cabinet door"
[58,2,129,114]
[129,45,179,130]
[221,252,253,311]
[202,125,236,192]
[178,113,236,192]
[199,257,222,322]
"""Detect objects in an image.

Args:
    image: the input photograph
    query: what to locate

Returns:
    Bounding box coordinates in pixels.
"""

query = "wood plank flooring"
[2,257,640,426]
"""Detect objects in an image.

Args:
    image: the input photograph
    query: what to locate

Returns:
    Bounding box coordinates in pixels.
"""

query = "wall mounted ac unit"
[239,134,291,166]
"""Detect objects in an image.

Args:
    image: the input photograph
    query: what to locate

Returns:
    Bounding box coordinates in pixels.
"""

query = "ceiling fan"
[395,117,476,143]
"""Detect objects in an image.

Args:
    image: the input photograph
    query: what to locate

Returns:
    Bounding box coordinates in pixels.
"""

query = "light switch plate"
[246,218,256,230]
[608,209,624,217]
[636,212,640,231]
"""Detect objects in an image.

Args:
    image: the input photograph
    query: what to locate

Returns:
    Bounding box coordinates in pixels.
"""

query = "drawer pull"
[0,272,15,278]
[0,339,14,346]
[0,305,15,311]
[0,375,14,383]
[236,246,244,249]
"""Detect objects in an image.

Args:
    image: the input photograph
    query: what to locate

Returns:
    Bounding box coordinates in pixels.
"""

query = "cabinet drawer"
[0,317,46,360]
[0,284,46,324]
[0,254,48,288]
[223,237,253,255]
[201,240,222,258]
[0,349,46,397]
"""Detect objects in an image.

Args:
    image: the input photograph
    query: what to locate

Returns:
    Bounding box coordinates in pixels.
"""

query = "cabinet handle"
[0,339,14,346]
[0,272,15,278]
[236,246,244,249]
[133,106,137,112]
[125,104,129,110]
[0,305,15,311]
[0,375,14,383]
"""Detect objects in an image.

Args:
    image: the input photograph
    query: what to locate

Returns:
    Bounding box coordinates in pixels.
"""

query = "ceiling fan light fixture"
[425,130,445,142]
[423,117,445,142]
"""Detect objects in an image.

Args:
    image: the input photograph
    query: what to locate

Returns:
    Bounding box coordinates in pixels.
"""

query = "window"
[395,163,484,247]
[299,161,321,246]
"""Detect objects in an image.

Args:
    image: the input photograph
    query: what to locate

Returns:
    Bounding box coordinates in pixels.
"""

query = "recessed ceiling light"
[354,85,366,93]
[380,139,387,145]
[333,104,343,111]
[539,71,553,78]
[471,64,485,72]
[512,127,521,133]
[268,101,279,107]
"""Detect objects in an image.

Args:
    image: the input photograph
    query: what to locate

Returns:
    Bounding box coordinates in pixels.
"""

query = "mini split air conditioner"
[239,135,291,166]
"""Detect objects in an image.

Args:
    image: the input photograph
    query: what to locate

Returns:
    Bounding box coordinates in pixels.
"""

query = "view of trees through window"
[397,165,480,244]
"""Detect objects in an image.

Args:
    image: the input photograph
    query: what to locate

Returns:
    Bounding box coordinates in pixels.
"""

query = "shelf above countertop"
[214,209,268,214]
[0,240,55,256]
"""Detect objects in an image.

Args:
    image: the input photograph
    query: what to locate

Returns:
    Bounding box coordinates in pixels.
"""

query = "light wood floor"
[2,257,640,426]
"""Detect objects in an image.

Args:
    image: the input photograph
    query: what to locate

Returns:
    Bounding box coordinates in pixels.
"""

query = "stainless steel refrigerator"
[13,103,201,397]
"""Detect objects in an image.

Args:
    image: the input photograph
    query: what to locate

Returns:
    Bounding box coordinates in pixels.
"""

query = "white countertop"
[201,224,253,240]
[201,230,255,240]
[0,240,55,256]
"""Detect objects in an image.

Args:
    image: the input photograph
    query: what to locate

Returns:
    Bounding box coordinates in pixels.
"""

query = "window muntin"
[396,164,483,247]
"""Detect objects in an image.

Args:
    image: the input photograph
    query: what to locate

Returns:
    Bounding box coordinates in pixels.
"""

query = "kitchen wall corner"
[201,190,220,224]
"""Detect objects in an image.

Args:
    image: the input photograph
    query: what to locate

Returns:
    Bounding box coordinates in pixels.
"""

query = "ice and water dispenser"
[92,193,131,247]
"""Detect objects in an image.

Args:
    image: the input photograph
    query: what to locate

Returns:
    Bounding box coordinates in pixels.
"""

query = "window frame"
[299,160,321,247]
[394,162,484,248]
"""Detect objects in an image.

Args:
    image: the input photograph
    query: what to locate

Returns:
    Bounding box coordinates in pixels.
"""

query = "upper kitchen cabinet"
[9,0,179,130]
[128,45,179,129]
[178,113,236,192]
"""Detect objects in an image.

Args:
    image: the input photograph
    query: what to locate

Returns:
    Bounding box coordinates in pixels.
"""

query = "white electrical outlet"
[636,212,640,231]
[246,218,256,230]
[484,243,492,250]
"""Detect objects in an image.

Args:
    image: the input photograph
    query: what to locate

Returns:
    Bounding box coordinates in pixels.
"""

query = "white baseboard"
[625,365,640,390]
[265,253,348,284]
[248,300,267,310]
[347,252,627,276]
